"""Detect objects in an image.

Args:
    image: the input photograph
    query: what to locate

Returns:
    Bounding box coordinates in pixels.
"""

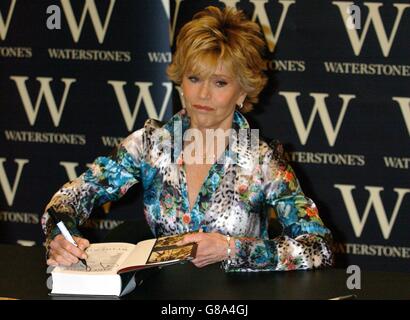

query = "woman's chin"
[193,120,214,130]
[186,108,234,130]
[187,112,213,128]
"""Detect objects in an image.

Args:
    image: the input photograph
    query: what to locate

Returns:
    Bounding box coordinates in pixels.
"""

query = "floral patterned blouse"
[42,110,333,272]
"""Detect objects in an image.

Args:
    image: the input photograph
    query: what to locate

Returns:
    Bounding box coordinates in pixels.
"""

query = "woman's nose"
[199,81,211,100]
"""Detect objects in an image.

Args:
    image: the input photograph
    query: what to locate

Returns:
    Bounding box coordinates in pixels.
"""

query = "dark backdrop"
[0,0,409,272]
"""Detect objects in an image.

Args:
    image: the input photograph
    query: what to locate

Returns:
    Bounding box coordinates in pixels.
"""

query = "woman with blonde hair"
[42,6,333,272]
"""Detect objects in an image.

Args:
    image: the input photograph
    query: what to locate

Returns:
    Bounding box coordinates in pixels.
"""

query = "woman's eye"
[216,80,227,87]
[188,76,199,83]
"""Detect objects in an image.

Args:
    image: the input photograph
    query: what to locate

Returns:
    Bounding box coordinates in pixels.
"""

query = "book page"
[120,239,157,270]
[53,243,136,275]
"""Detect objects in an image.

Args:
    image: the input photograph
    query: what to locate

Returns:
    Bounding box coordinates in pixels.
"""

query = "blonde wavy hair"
[167,6,268,113]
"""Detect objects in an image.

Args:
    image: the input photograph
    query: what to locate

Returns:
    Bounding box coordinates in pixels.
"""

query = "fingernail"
[82,254,87,259]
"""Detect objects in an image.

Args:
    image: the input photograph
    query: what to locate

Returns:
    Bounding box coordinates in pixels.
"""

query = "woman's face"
[181,61,246,131]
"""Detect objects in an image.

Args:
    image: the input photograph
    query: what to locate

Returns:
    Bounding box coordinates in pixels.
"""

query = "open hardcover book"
[47,234,197,297]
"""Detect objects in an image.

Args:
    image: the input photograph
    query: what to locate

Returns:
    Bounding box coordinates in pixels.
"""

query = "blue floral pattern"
[42,110,333,272]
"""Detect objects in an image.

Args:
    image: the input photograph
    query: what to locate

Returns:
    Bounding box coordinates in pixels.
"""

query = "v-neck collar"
[163,109,251,162]
[162,110,253,231]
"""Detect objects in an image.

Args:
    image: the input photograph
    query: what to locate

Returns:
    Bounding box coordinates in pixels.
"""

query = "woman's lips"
[193,104,214,111]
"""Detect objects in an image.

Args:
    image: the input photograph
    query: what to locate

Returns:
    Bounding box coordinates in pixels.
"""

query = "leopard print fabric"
[42,110,333,271]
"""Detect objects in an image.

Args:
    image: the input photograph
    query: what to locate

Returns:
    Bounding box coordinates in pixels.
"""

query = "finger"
[47,258,58,267]
[54,234,65,241]
[191,258,200,267]
[48,248,67,264]
[48,248,57,260]
[195,262,207,268]
[53,249,75,266]
[74,236,90,250]
[192,258,210,268]
[74,237,90,253]
[54,245,80,264]
[192,257,207,265]
[55,254,75,267]
[176,235,191,246]
[61,239,88,260]
[177,236,192,246]
[51,237,86,261]
[50,234,70,251]
[179,233,204,245]
[50,234,66,248]
[52,235,88,258]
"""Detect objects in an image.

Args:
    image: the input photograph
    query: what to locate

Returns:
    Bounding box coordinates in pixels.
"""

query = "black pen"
[48,209,88,268]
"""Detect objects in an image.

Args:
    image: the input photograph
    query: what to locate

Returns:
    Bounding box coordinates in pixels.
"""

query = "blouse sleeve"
[41,128,145,253]
[224,142,334,272]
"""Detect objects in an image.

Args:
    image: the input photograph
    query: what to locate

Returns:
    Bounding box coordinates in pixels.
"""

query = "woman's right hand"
[47,234,90,267]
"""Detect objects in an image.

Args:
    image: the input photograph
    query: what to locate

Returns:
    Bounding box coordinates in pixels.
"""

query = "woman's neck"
[184,127,233,164]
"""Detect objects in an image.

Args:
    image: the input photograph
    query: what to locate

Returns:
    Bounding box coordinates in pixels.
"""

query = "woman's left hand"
[177,232,230,268]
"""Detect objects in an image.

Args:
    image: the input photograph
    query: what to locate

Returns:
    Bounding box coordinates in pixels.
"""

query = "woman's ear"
[236,91,247,106]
